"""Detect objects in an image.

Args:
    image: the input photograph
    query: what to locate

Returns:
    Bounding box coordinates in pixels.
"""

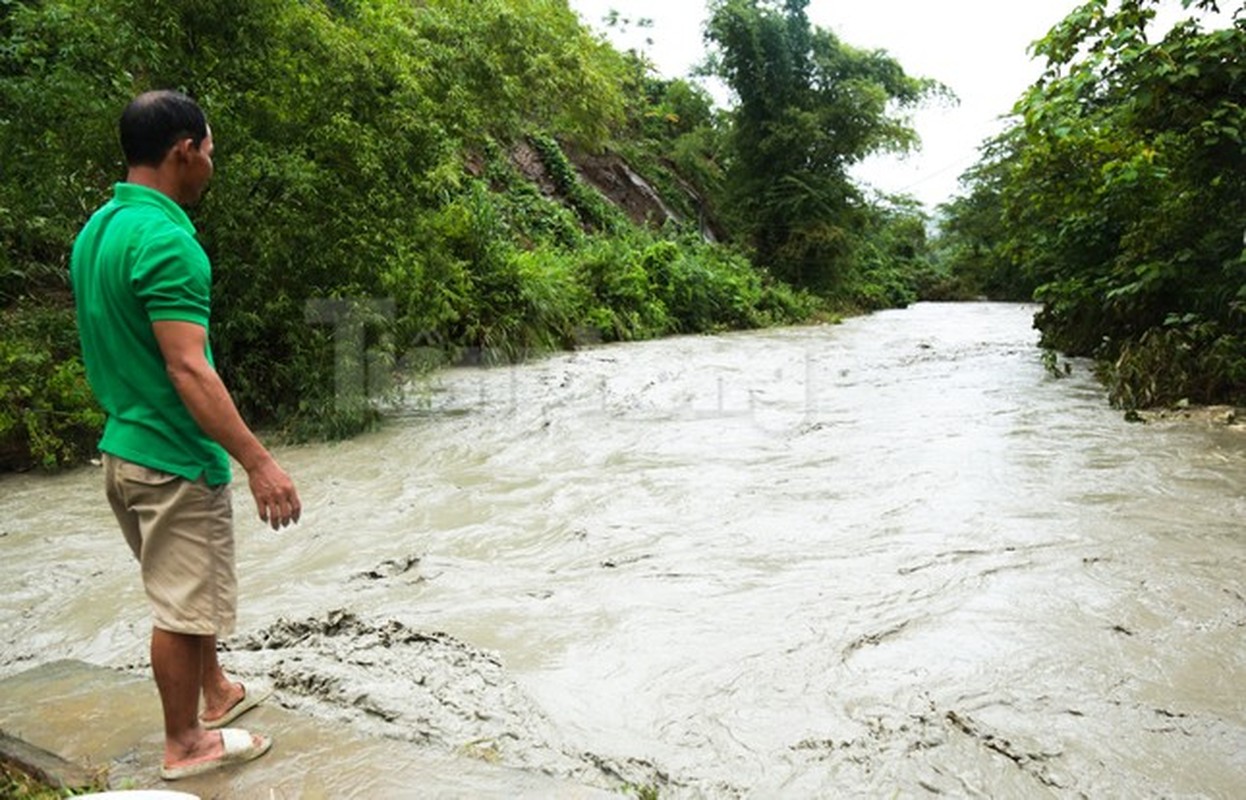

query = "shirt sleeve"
[132,229,212,327]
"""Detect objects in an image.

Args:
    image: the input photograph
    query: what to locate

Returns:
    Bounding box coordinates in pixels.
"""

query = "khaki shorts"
[103,454,237,636]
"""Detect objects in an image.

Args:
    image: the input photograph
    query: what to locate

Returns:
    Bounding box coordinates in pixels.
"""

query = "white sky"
[566,0,1227,210]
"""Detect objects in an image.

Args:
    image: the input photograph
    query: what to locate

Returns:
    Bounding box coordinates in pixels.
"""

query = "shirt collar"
[112,182,196,236]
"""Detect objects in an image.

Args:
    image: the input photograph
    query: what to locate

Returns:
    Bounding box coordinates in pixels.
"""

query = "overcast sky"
[566,0,1223,210]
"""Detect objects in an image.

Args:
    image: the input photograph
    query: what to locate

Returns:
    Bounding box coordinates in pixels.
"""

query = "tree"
[943,0,1246,406]
[704,0,944,289]
[934,129,1034,301]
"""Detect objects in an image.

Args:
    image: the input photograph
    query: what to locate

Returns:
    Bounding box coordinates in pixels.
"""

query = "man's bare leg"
[151,627,222,767]
[199,636,244,724]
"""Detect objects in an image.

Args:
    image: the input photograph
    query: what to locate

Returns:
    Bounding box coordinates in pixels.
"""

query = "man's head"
[120,90,214,205]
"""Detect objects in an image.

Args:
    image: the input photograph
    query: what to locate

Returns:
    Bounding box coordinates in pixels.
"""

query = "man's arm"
[152,319,301,530]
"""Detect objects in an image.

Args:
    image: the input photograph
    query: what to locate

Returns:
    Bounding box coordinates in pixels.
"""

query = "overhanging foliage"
[939,0,1246,408]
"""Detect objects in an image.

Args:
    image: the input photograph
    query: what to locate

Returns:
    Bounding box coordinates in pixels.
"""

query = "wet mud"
[2,303,1244,797]
[219,609,674,792]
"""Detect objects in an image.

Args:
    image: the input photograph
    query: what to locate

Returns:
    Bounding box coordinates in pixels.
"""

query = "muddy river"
[2,302,1244,797]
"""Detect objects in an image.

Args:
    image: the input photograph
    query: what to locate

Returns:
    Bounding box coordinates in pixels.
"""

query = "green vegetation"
[623,783,661,800]
[938,0,1246,409]
[1,0,943,471]
[703,0,948,293]
[0,762,57,800]
[0,759,107,799]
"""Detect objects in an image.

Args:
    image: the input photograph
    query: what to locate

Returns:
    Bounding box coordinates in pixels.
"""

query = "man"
[70,90,301,781]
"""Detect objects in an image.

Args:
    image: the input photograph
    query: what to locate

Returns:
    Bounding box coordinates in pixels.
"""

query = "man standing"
[70,90,301,781]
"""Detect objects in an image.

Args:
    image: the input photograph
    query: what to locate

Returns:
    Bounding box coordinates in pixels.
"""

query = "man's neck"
[126,166,187,206]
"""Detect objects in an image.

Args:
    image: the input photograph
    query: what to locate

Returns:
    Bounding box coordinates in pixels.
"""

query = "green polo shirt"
[70,182,231,485]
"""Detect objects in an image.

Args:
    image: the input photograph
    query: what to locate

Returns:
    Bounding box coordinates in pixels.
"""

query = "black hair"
[119,90,208,167]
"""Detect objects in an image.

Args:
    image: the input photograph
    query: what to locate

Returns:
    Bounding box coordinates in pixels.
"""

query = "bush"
[1101,315,1246,410]
[0,303,104,470]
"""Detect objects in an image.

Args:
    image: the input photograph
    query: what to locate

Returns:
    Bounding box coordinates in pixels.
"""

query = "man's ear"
[171,137,195,164]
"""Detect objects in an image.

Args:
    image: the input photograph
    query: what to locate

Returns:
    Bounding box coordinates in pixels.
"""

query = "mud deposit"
[2,303,1244,797]
[221,609,672,791]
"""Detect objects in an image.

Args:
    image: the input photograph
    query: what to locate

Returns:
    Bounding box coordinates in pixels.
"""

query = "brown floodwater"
[2,302,1244,797]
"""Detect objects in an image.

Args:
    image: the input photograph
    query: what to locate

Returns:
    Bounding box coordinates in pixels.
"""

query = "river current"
[2,302,1244,797]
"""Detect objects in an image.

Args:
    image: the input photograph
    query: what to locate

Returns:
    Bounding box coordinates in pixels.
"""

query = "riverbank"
[1133,403,1245,430]
[0,660,617,797]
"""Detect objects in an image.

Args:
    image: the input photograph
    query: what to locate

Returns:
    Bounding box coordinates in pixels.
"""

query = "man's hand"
[247,456,301,530]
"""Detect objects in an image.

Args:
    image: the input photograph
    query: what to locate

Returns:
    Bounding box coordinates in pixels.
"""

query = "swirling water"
[2,302,1244,797]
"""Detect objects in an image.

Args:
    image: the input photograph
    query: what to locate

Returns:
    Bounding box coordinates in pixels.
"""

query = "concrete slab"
[0,660,614,799]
